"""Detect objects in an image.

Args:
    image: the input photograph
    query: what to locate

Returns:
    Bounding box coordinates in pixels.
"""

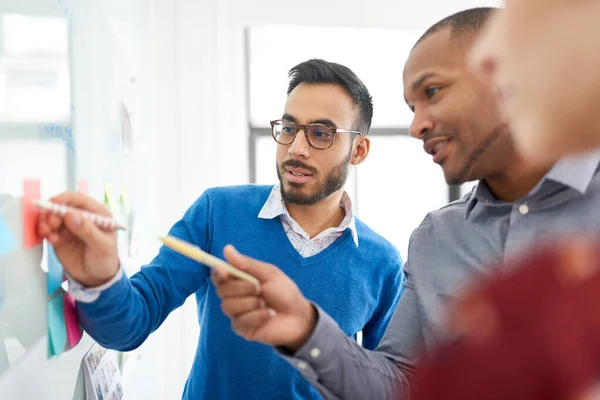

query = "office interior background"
[0,0,500,397]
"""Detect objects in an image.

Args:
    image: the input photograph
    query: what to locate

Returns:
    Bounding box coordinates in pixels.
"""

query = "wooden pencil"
[158,235,259,284]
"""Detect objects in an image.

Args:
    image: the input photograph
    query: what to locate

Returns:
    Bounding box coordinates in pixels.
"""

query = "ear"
[351,136,370,166]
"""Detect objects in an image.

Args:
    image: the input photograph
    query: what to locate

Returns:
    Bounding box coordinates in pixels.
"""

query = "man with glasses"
[37,59,404,400]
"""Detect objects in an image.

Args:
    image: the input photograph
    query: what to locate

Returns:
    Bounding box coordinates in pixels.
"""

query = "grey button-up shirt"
[279,150,600,400]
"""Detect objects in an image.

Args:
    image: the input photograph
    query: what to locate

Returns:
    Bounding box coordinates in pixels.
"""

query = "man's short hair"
[287,59,374,135]
[415,7,498,47]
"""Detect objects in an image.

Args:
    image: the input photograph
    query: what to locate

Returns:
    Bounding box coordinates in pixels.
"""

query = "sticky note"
[63,292,83,348]
[48,334,55,358]
[0,214,16,257]
[104,183,117,215]
[48,292,67,357]
[47,245,64,295]
[22,179,42,249]
[78,180,89,195]
[119,183,131,215]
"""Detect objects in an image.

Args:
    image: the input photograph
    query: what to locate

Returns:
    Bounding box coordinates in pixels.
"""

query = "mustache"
[422,132,453,143]
[281,159,317,175]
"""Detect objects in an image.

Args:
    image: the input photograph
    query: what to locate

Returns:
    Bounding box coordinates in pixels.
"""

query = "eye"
[281,125,297,135]
[311,128,333,140]
[425,87,440,99]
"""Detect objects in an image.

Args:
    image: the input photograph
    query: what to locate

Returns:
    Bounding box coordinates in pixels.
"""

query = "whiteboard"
[0,0,150,398]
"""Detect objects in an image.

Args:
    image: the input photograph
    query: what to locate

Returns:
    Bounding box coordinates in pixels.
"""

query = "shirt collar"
[258,185,359,246]
[465,150,600,219]
[544,149,600,194]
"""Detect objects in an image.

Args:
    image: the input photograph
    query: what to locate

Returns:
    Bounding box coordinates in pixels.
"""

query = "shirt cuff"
[276,303,345,378]
[65,267,125,303]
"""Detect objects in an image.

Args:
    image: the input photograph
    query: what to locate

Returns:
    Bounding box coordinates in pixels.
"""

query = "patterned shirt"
[258,185,358,257]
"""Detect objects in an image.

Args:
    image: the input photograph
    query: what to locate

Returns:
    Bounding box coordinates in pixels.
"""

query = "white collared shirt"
[258,185,358,257]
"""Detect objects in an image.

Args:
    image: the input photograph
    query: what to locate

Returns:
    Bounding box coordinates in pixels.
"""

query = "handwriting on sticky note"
[48,292,68,357]
[48,245,64,295]
[0,214,17,257]
[22,179,42,249]
[63,292,83,348]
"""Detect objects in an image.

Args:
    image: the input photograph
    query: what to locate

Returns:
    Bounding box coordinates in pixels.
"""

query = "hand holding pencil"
[211,246,318,349]
[37,192,121,288]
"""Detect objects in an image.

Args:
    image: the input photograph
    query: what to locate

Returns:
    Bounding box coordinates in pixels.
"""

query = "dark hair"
[415,7,497,47]
[287,59,373,135]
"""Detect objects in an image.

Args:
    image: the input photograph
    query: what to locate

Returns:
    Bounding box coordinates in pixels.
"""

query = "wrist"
[83,259,120,288]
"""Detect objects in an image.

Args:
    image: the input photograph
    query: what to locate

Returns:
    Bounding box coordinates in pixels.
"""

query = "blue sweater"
[78,185,404,399]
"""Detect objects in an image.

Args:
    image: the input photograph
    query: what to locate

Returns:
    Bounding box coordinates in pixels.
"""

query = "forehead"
[284,83,356,124]
[403,29,469,93]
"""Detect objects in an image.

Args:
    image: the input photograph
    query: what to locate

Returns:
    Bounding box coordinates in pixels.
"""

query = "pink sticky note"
[63,292,83,348]
[22,179,42,249]
[78,180,89,195]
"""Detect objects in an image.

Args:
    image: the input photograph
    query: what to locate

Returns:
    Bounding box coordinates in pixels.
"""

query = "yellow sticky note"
[119,183,131,215]
[104,183,118,215]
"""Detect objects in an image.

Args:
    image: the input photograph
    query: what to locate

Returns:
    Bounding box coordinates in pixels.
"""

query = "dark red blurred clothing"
[414,239,600,400]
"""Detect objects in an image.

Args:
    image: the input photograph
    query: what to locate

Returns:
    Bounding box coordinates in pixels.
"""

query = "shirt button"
[518,204,529,215]
[297,361,308,370]
[310,348,321,359]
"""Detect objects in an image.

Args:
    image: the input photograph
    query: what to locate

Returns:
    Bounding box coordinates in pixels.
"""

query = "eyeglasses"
[270,119,362,150]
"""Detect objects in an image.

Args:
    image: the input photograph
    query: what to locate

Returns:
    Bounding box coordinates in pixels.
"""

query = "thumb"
[223,244,280,283]
[64,211,110,249]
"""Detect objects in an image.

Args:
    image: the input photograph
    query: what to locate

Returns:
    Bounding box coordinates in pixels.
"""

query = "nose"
[409,109,435,139]
[288,128,311,159]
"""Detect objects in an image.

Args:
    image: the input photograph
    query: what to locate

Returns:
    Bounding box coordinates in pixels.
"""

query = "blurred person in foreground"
[415,2,600,399]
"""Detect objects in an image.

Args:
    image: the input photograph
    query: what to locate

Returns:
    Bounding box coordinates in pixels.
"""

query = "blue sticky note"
[47,245,64,295]
[0,215,16,257]
[48,331,55,358]
[48,292,67,357]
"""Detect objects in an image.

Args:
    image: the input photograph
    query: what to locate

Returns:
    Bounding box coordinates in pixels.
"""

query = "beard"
[276,147,352,206]
[448,123,509,185]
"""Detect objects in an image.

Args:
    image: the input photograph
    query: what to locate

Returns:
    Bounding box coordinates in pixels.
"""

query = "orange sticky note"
[22,179,42,249]
[78,180,89,195]
[63,292,83,348]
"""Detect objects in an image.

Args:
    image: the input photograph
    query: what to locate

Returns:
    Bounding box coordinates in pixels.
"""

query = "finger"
[223,245,281,283]
[221,296,265,318]
[38,218,52,238]
[215,279,260,299]
[51,192,112,217]
[48,213,63,230]
[47,233,60,245]
[210,265,231,285]
[63,211,112,249]
[231,308,276,337]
